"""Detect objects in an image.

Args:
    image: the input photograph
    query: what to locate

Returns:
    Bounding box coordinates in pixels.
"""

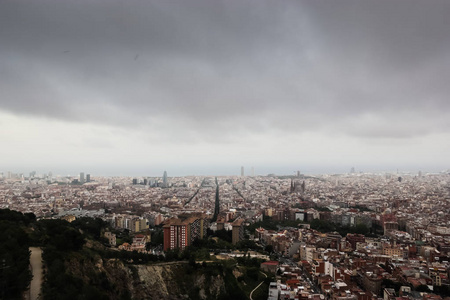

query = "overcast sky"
[1,0,449,176]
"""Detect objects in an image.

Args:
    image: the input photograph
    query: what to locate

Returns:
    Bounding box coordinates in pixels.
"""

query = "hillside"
[60,251,248,300]
[0,209,270,300]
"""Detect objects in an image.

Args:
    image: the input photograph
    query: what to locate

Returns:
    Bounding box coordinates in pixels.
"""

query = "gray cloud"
[1,0,450,174]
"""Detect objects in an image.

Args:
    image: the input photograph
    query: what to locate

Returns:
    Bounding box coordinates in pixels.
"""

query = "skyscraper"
[86,174,91,182]
[80,172,85,183]
[241,166,244,177]
[163,171,168,187]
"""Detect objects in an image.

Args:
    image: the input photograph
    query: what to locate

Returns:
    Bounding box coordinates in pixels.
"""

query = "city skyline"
[1,166,446,179]
[1,0,449,175]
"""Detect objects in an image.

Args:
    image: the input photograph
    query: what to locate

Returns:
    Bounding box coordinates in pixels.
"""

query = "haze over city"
[1,0,449,176]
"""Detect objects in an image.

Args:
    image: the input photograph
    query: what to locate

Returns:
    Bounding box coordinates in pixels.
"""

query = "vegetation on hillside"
[247,215,375,237]
[0,209,33,299]
[0,208,269,300]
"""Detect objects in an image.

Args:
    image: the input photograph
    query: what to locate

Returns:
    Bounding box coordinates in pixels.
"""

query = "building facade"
[163,213,208,251]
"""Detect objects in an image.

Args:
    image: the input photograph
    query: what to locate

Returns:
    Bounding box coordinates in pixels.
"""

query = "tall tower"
[163,171,168,187]
[241,166,244,177]
[80,172,85,183]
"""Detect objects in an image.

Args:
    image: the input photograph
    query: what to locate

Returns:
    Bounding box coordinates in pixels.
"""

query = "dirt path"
[249,271,268,300]
[29,247,43,300]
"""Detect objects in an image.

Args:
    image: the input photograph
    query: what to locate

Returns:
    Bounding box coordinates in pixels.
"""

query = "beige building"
[133,218,149,233]
[232,218,244,245]
[104,231,116,246]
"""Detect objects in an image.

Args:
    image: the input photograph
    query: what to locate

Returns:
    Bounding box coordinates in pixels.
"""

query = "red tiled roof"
[262,261,279,266]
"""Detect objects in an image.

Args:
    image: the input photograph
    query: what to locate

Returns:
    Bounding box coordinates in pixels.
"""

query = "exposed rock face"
[131,263,228,300]
[66,257,234,300]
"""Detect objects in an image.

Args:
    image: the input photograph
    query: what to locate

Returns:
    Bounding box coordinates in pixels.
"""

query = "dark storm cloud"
[1,0,449,139]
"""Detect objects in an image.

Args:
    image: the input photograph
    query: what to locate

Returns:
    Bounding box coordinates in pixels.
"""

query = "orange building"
[163,213,208,251]
[163,218,189,251]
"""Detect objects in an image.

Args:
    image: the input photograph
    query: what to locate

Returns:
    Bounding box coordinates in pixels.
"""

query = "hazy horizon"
[1,164,447,178]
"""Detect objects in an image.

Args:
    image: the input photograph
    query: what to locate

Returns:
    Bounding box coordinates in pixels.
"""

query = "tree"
[214,229,232,243]
[236,239,261,251]
[71,217,107,240]
[264,245,274,253]
[0,220,32,298]
[36,219,85,251]
[416,285,431,292]
[151,229,163,246]
[0,208,36,225]
[382,279,402,292]
[353,224,369,235]
[145,242,152,252]
[247,267,259,281]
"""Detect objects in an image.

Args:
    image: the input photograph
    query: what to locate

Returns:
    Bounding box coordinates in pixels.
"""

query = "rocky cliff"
[65,254,246,300]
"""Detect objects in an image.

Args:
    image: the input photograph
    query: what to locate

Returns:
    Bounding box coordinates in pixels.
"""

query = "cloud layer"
[1,0,449,175]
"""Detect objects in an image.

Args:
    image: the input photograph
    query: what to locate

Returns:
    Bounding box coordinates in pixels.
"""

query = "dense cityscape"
[1,168,449,299]
[2,0,450,298]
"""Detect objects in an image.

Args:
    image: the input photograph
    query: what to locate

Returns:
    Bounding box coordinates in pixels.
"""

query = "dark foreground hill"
[0,209,270,300]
